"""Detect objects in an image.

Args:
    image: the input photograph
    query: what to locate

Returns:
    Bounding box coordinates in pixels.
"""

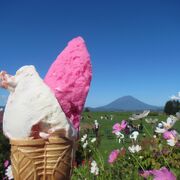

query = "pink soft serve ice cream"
[44,37,92,130]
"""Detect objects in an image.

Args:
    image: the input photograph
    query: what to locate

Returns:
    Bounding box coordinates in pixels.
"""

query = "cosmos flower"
[162,116,177,129]
[176,112,180,119]
[110,114,113,120]
[91,137,96,143]
[163,130,179,146]
[163,130,177,140]
[94,120,99,129]
[81,134,87,142]
[4,160,9,168]
[5,165,13,180]
[129,110,150,120]
[114,131,124,143]
[129,131,139,141]
[128,144,142,153]
[90,160,99,175]
[145,118,158,124]
[108,149,120,164]
[140,167,176,180]
[112,120,127,133]
[155,116,178,134]
[139,170,151,178]
[82,140,88,149]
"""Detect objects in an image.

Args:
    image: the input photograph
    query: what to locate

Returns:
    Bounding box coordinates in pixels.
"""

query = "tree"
[84,107,90,112]
[164,100,179,115]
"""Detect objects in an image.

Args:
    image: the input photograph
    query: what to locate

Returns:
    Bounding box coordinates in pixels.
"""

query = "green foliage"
[0,112,180,179]
[149,112,159,116]
[84,107,90,112]
[0,132,10,178]
[72,112,180,179]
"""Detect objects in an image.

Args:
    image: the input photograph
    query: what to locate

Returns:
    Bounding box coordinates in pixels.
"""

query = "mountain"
[89,96,162,112]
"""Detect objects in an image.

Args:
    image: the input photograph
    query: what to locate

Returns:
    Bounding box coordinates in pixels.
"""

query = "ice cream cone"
[10,136,74,180]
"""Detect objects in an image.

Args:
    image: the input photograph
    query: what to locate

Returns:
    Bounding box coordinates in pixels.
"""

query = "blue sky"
[0,0,180,107]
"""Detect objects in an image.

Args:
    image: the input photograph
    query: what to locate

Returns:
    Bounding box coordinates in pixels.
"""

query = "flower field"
[72,111,180,180]
[0,111,180,179]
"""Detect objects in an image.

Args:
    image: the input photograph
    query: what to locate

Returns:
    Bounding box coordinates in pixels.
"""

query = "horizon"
[0,0,180,107]
[0,93,172,108]
[86,95,165,109]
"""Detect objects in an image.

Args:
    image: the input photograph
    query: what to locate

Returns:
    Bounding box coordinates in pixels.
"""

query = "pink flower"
[112,120,127,133]
[120,120,127,129]
[139,170,151,178]
[108,149,120,164]
[163,130,177,140]
[112,123,121,133]
[4,160,9,168]
[140,167,176,180]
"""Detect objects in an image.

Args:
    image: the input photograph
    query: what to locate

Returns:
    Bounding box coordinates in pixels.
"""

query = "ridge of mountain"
[89,95,162,112]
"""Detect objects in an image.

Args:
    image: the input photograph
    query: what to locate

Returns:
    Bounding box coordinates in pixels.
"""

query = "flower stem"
[161,151,171,170]
[130,153,145,172]
[143,124,151,137]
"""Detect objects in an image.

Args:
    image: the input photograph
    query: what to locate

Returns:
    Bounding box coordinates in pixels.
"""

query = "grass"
[80,111,180,161]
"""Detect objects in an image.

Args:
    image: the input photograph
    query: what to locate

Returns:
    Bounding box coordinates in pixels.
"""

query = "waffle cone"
[10,136,74,180]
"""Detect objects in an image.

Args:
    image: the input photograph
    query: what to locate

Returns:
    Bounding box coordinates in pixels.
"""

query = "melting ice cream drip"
[0,66,76,140]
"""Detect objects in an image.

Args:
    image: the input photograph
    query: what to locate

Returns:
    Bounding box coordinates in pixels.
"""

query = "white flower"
[128,145,136,153]
[91,137,96,143]
[165,131,179,147]
[135,145,142,152]
[115,131,124,143]
[129,110,150,120]
[167,139,176,146]
[90,160,99,175]
[5,165,13,180]
[94,120,99,128]
[153,135,157,138]
[155,116,177,134]
[176,112,180,119]
[82,140,88,149]
[81,134,87,142]
[129,117,137,121]
[145,118,158,124]
[162,116,177,129]
[130,131,139,141]
[155,127,166,133]
[128,145,142,153]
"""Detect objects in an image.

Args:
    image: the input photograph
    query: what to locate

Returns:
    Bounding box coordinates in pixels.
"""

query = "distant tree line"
[84,107,90,112]
[164,100,180,115]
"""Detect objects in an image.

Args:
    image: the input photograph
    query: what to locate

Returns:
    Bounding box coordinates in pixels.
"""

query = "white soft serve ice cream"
[2,65,76,140]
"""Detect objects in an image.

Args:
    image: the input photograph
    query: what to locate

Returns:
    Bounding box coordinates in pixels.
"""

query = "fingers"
[0,71,7,81]
[0,71,8,89]
[1,81,9,89]
[0,71,16,91]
